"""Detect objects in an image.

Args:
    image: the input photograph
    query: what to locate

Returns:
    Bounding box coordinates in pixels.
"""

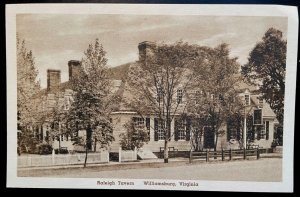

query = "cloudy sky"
[17,14,287,88]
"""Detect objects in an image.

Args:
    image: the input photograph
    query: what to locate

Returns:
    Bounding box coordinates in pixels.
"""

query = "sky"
[17,14,287,88]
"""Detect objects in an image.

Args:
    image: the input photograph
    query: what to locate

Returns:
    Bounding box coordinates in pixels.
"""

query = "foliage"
[242,28,286,125]
[187,43,242,151]
[17,35,41,153]
[36,142,53,155]
[119,120,149,150]
[66,39,115,166]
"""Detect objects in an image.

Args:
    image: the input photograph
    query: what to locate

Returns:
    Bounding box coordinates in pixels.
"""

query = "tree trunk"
[164,140,168,163]
[164,117,171,163]
[84,143,88,168]
[94,137,97,152]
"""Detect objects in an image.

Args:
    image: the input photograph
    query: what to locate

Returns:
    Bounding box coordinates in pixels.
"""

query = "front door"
[203,126,215,149]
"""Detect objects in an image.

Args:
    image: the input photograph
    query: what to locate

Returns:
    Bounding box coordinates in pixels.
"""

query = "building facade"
[30,41,278,154]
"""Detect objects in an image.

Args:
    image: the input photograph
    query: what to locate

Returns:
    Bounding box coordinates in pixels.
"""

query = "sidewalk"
[17,152,282,172]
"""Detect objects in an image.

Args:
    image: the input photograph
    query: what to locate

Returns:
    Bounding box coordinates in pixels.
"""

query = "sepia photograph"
[6,4,298,192]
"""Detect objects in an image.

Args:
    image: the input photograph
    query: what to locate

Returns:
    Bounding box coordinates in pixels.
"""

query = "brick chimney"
[68,60,81,81]
[47,69,61,91]
[138,41,156,62]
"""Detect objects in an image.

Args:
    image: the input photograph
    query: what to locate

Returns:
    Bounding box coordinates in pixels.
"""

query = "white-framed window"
[245,94,250,106]
[175,119,186,140]
[259,121,269,140]
[134,117,145,131]
[154,118,165,141]
[177,89,183,104]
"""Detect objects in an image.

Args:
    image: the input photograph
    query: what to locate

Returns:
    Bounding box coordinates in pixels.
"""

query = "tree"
[242,28,286,125]
[187,43,243,151]
[17,35,40,153]
[119,120,149,150]
[66,39,114,167]
[126,41,200,163]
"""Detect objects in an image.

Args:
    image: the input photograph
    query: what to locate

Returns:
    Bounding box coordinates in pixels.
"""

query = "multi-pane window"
[134,117,145,131]
[133,117,150,141]
[177,89,183,104]
[176,119,186,140]
[245,94,250,106]
[154,118,165,141]
[259,121,269,140]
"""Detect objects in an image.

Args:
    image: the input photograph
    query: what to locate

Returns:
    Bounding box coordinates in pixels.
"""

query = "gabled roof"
[250,95,276,118]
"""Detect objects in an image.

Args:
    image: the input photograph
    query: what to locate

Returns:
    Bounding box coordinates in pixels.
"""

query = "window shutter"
[132,117,137,123]
[146,118,150,140]
[168,123,171,141]
[266,121,269,140]
[227,120,231,141]
[154,118,158,141]
[186,118,191,141]
[174,119,179,141]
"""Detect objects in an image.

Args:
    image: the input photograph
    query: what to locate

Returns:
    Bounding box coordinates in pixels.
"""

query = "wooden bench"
[160,146,178,152]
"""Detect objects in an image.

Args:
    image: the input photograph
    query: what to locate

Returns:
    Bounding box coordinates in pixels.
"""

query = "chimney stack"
[47,69,61,91]
[138,41,156,62]
[68,60,81,81]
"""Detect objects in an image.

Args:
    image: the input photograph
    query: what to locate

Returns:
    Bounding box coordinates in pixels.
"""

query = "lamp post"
[243,107,247,149]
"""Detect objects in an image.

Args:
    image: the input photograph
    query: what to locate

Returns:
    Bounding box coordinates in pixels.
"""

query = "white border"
[6,4,298,192]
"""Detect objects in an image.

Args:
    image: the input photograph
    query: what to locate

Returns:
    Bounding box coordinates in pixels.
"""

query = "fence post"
[134,147,137,160]
[119,147,122,163]
[107,151,110,163]
[257,148,260,160]
[221,148,224,161]
[243,148,246,160]
[229,149,232,160]
[52,149,55,165]
[206,150,209,162]
[189,150,192,163]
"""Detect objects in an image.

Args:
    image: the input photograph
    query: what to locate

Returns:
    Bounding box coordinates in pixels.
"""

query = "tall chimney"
[47,69,61,91]
[138,41,156,62]
[68,60,81,81]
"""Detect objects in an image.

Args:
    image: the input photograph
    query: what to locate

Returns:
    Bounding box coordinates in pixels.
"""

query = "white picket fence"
[18,151,109,168]
[119,147,137,162]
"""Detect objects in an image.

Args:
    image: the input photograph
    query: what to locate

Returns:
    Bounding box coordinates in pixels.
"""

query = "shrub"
[119,120,149,150]
[36,143,53,155]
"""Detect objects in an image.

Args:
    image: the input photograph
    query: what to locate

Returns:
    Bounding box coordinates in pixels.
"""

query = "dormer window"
[157,86,163,103]
[245,94,250,106]
[177,89,183,104]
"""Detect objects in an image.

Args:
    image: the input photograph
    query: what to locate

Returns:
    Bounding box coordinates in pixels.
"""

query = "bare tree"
[126,41,200,163]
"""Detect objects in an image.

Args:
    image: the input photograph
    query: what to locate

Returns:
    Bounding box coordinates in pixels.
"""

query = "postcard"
[6,4,298,192]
